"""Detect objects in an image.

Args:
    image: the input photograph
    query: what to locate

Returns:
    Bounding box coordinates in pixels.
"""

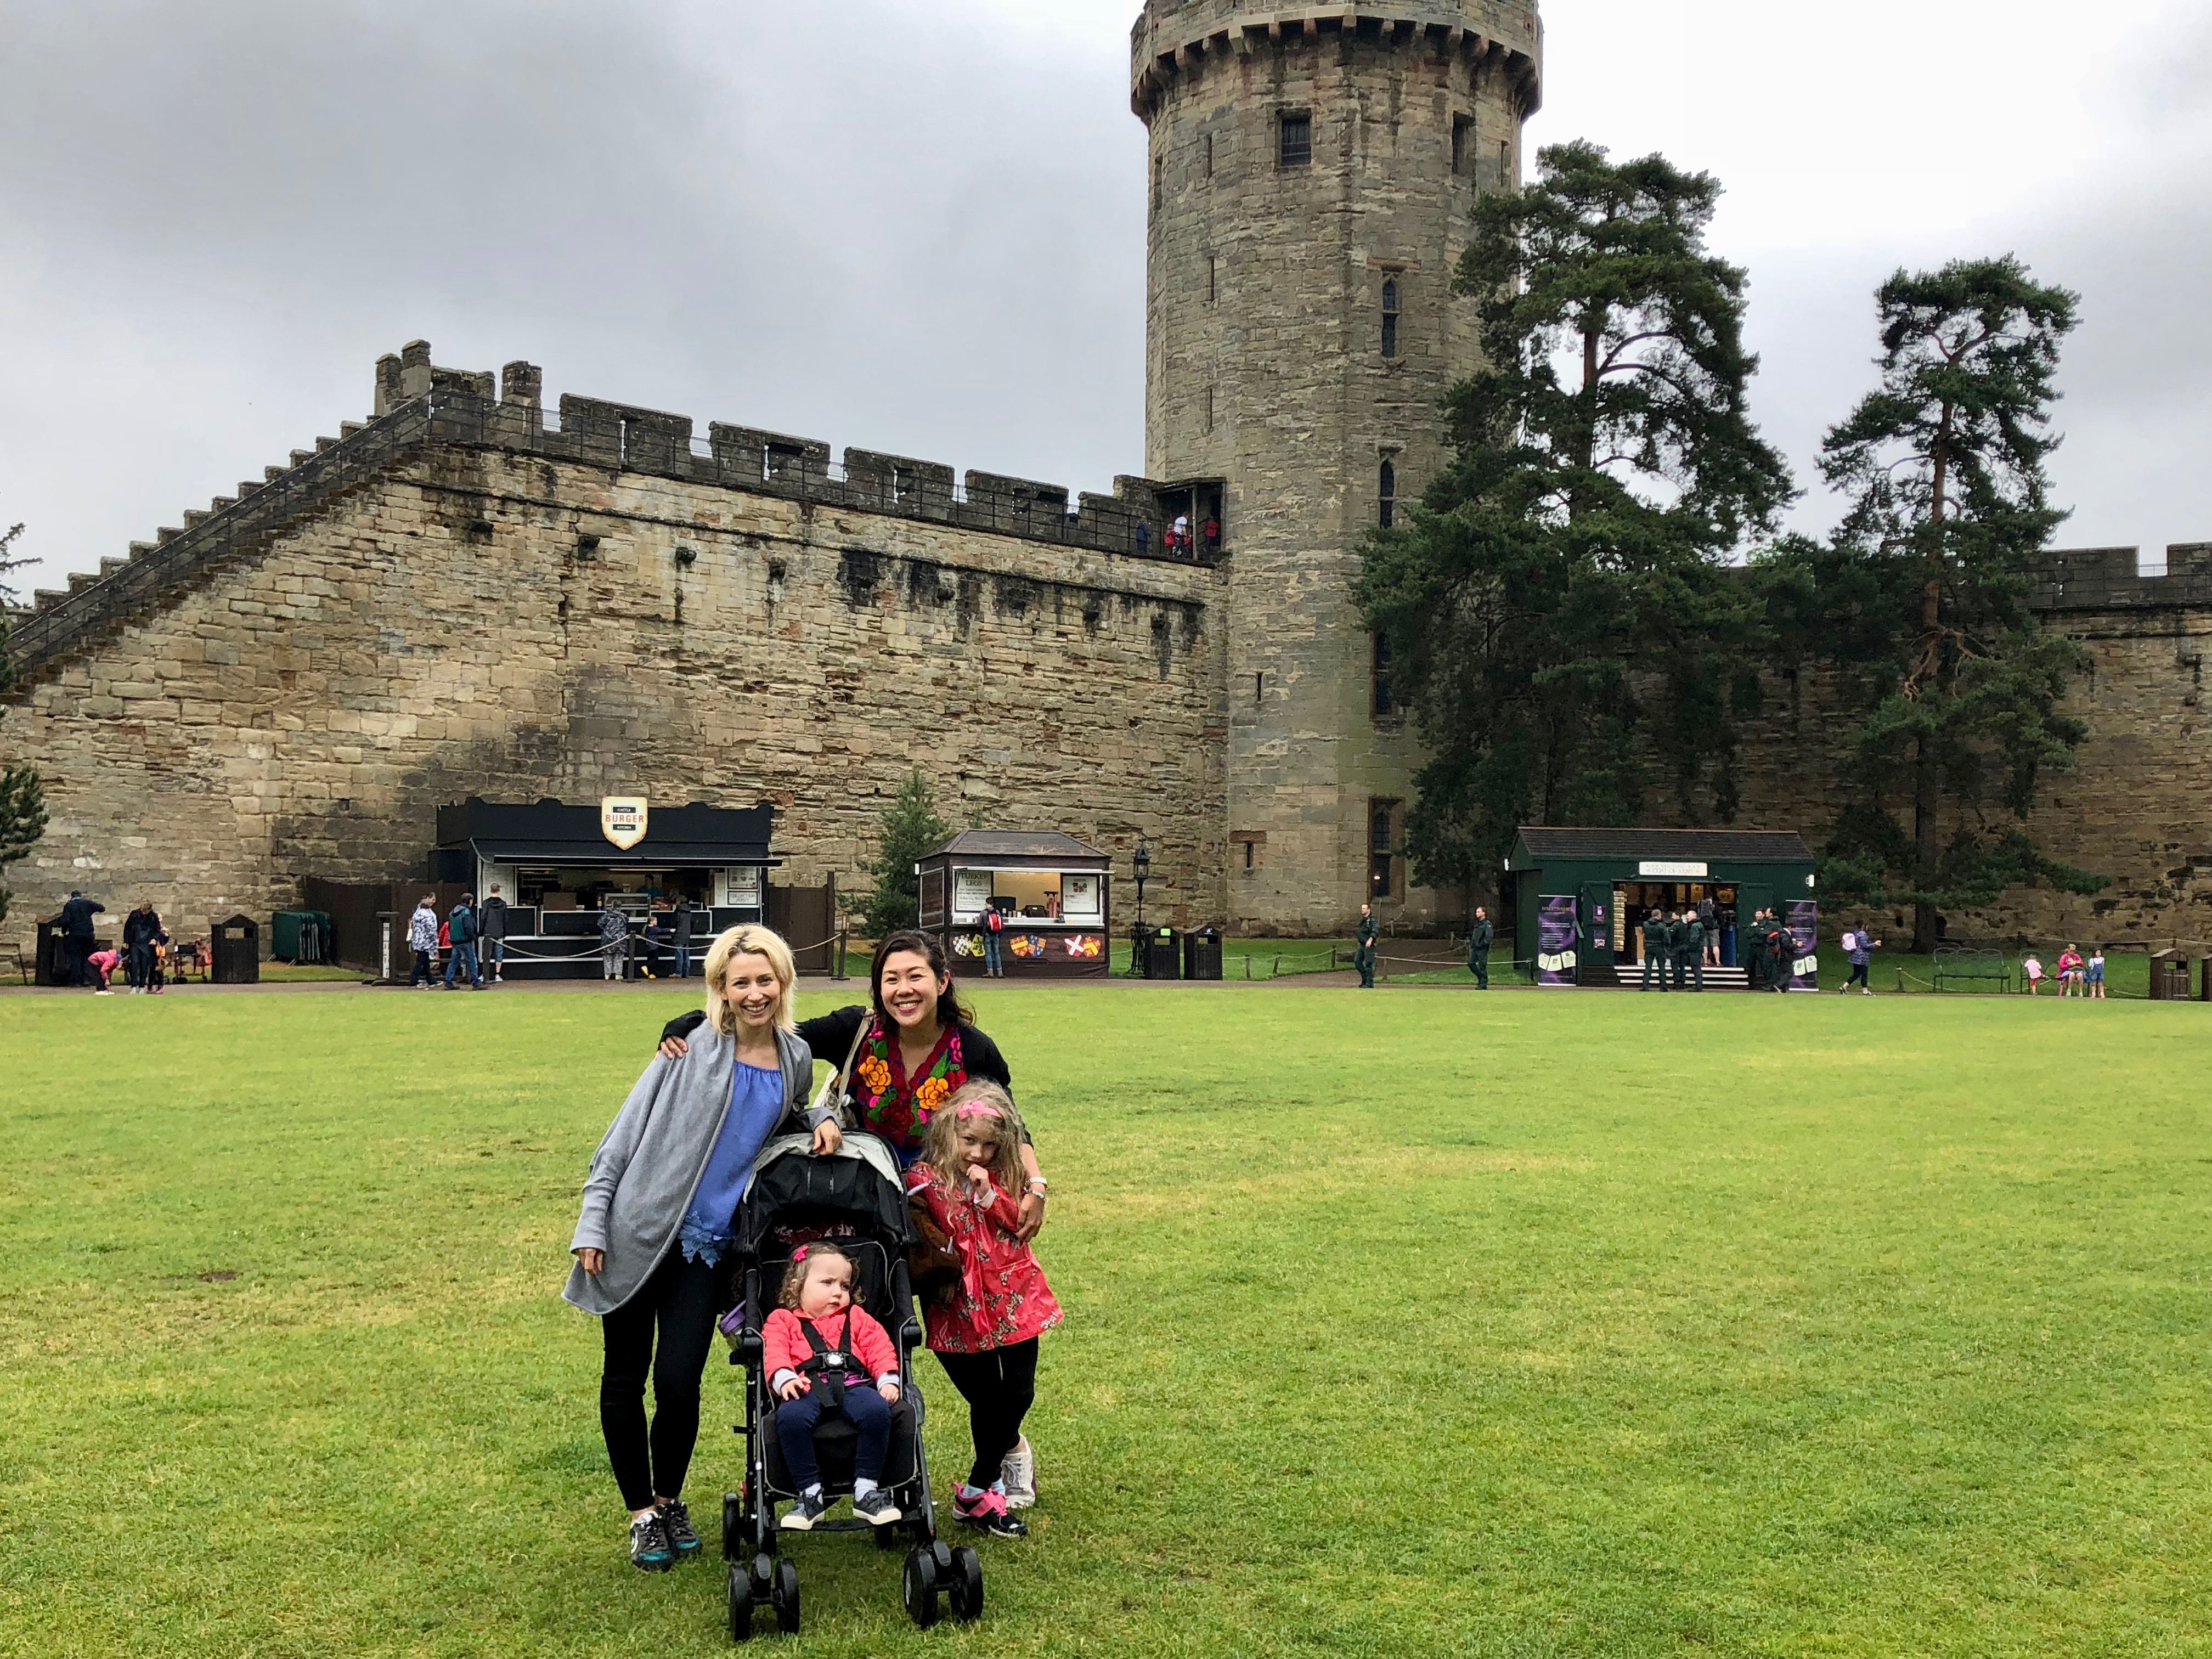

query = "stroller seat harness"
[794,1311,870,1417]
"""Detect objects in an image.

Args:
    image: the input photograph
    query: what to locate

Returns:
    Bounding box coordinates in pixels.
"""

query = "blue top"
[678,1062,788,1266]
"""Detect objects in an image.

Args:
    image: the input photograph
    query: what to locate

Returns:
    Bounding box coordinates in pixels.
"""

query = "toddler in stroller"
[723,1128,983,1636]
[763,1244,902,1530]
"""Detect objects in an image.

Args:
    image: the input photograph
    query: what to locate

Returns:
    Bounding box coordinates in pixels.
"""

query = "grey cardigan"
[564,1022,822,1316]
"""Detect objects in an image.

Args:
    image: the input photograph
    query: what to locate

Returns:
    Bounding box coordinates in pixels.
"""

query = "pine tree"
[1357,142,1792,891]
[1767,257,2102,949]
[857,769,950,938]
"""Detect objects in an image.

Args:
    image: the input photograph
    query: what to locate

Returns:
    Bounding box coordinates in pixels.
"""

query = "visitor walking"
[1355,903,1379,989]
[123,899,161,993]
[407,896,440,988]
[443,893,484,990]
[568,926,838,1571]
[1838,926,1881,994]
[1465,906,1493,990]
[1765,910,1794,992]
[983,903,1007,978]
[482,884,510,983]
[58,889,103,988]
[600,901,633,981]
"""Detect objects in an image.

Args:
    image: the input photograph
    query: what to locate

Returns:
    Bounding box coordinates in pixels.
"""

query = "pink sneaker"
[953,1485,1026,1537]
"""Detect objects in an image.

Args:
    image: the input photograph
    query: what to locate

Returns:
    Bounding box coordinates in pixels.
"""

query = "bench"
[1932,943,2012,993]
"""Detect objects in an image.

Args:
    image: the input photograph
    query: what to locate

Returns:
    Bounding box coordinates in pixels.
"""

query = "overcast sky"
[3,0,2207,597]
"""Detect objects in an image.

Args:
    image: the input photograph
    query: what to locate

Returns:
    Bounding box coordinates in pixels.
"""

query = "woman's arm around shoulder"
[794,1005,870,1064]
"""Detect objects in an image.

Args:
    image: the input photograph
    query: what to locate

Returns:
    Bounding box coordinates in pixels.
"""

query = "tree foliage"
[1763,257,2101,947]
[1357,142,1793,893]
[857,768,950,938]
[0,521,24,698]
[0,520,45,924]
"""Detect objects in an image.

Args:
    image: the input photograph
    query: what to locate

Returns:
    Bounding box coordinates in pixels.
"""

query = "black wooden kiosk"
[916,831,1113,979]
[431,797,780,981]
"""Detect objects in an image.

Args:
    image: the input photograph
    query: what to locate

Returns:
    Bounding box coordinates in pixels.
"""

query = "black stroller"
[720,1130,984,1638]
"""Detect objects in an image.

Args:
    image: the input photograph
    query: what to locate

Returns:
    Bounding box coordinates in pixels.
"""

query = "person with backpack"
[443,893,483,990]
[1839,925,1881,995]
[481,884,510,983]
[982,901,1007,979]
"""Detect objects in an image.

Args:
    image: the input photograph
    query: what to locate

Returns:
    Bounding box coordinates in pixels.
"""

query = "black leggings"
[599,1250,723,1512]
[934,1340,1039,1491]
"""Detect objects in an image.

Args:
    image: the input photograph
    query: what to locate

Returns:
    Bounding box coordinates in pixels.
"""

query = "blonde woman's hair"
[922,1079,1026,1194]
[702,924,798,1034]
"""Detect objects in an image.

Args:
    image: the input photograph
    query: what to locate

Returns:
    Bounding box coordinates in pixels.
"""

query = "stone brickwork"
[1724,550,2212,946]
[3,359,1224,942]
[1135,1,1542,933]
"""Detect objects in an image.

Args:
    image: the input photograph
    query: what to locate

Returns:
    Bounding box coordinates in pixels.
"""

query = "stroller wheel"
[947,1546,984,1622]
[726,1562,753,1643]
[722,1493,744,1560]
[771,1558,801,1635]
[902,1545,940,1628]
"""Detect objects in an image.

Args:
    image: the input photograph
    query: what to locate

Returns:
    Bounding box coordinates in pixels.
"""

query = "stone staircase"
[1584,962,1757,991]
[4,399,438,687]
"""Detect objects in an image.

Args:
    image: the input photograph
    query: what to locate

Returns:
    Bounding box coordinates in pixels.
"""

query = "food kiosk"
[916,830,1113,979]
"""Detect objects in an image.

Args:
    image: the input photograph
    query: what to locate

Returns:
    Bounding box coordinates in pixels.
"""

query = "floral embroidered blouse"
[906,1163,1063,1353]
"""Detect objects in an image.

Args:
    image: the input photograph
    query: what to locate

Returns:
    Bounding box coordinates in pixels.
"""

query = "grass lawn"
[3,985,2208,1656]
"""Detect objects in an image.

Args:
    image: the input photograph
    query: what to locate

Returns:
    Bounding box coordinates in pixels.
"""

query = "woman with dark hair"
[656,929,1049,1239]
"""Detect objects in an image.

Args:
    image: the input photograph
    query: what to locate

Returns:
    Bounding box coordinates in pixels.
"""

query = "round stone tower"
[1132,2,1541,933]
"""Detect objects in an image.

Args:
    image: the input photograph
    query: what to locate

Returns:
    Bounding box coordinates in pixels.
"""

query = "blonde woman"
[567,925,838,1572]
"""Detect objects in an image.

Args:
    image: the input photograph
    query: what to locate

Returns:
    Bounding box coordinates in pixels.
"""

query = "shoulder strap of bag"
[810,1012,872,1125]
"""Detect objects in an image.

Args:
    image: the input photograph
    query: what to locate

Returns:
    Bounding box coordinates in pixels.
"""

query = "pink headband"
[956,1102,1004,1121]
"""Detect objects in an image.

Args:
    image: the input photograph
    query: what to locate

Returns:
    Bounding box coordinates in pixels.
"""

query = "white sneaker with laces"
[1000,1436,1036,1509]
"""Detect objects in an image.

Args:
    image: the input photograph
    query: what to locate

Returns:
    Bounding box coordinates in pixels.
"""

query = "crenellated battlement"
[2033,544,2212,614]
[1130,1,1541,119]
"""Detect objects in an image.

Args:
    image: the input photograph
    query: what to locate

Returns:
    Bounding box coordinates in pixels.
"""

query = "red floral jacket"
[905,1163,1063,1354]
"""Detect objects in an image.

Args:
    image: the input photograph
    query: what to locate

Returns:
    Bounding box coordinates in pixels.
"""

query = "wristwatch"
[1026,1178,1050,1196]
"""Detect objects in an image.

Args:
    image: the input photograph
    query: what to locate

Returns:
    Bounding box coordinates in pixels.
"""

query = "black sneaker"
[657,1498,701,1557]
[852,1488,901,1526]
[629,1512,675,1571]
[782,1490,834,1532]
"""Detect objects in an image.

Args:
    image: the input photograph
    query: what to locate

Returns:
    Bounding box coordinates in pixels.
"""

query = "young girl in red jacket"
[907,1080,1062,1536]
[761,1243,903,1531]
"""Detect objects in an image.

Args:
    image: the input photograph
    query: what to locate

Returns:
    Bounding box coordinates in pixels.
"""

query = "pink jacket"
[761,1305,898,1389]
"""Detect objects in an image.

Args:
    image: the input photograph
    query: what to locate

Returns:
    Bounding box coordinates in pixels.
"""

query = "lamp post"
[1129,839,1152,976]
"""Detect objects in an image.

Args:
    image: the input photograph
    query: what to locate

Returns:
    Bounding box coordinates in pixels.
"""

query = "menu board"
[1061,873,1102,919]
[953,868,995,918]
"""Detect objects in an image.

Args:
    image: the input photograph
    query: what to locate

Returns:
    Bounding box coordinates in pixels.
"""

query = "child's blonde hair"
[922,1079,1026,1194]
[702,924,798,1034]
[777,1242,856,1312]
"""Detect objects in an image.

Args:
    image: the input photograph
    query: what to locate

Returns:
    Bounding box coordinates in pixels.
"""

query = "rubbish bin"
[211,913,261,984]
[271,910,331,964]
[2151,949,2189,1001]
[1142,926,1182,980]
[1183,926,1223,981]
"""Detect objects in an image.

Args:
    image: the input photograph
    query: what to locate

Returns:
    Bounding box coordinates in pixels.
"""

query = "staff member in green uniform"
[1745,908,1768,990]
[1675,907,1705,992]
[1639,909,1671,991]
[1465,907,1493,990]
[1355,903,1379,989]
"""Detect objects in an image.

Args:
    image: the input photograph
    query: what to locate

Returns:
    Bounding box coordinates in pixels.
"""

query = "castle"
[5,2,2208,947]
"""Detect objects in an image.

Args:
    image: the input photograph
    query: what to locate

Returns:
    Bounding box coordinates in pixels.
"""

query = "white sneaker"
[1000,1436,1036,1509]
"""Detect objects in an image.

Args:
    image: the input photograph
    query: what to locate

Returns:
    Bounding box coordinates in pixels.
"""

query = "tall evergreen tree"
[1357,142,1792,891]
[857,768,950,938]
[1767,257,2101,949]
[0,520,49,923]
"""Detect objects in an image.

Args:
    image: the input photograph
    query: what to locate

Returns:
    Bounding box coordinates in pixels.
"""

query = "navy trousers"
[775,1383,893,1491]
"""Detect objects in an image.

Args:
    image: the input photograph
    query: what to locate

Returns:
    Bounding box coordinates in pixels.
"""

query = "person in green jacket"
[1745,909,1769,990]
[1355,903,1379,989]
[1639,910,1671,991]
[1675,908,1705,992]
[1465,907,1493,990]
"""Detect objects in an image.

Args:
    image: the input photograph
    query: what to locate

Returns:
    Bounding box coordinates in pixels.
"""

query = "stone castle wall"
[3,375,1225,944]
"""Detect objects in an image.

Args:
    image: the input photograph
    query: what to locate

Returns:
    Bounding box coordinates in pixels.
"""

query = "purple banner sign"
[1537,895,1579,986]
[1787,899,1819,990]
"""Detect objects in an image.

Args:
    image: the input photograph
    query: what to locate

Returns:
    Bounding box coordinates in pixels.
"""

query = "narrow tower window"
[1381,279,1400,359]
[1452,114,1472,175]
[1153,155,1164,212]
[1204,132,1215,178]
[1379,459,1397,529]
[1278,111,1312,168]
[1498,138,1511,186]
[1372,631,1395,719]
[1209,257,1218,303]
[1369,800,1398,900]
